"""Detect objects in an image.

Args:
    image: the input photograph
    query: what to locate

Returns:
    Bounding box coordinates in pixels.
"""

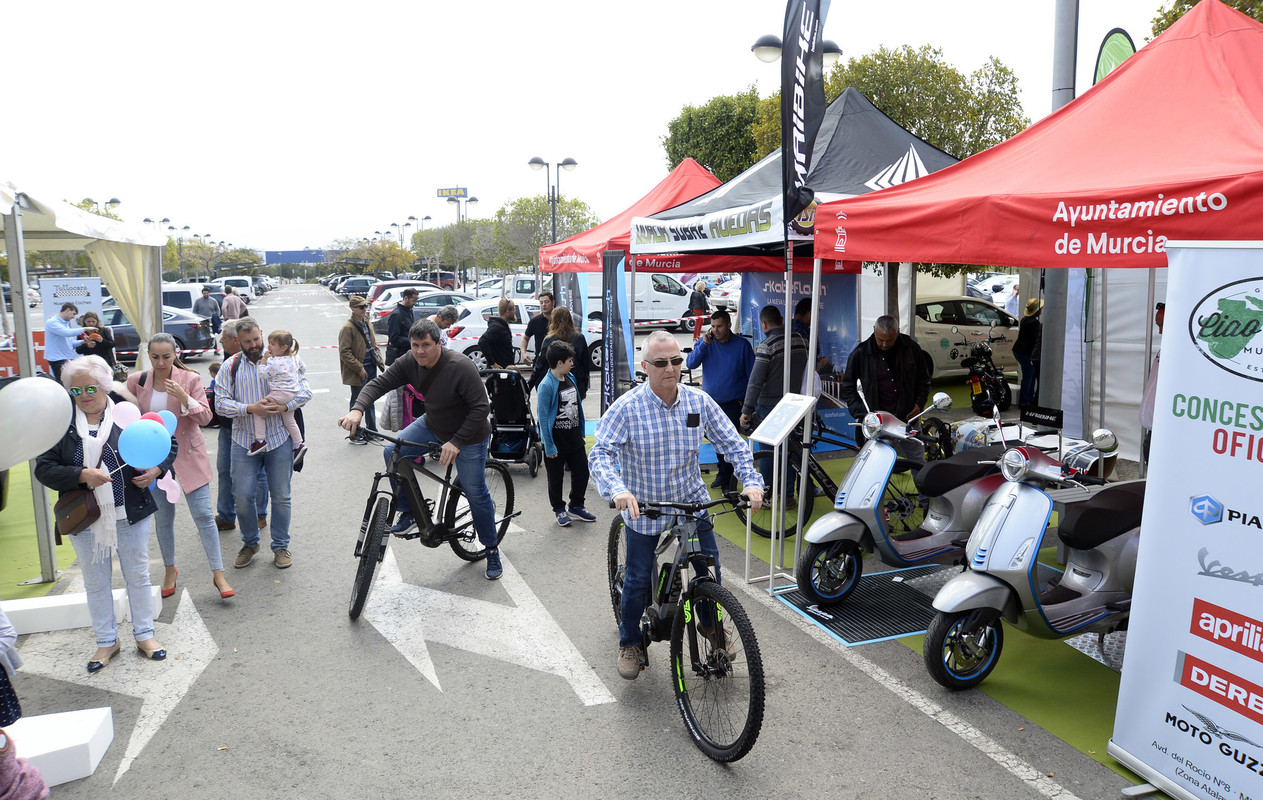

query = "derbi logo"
[1189,494,1262,529]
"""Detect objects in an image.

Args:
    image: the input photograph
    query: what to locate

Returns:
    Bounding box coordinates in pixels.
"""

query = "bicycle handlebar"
[351,428,443,453]
[608,492,751,518]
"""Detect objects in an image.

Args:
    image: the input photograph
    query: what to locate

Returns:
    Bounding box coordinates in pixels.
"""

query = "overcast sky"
[2,0,1160,252]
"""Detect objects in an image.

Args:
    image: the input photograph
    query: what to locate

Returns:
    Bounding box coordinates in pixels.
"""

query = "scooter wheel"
[795,541,862,606]
[923,610,1004,690]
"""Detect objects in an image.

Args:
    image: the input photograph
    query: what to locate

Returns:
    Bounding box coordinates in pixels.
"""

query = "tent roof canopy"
[630,88,959,258]
[0,182,167,251]
[812,0,1263,269]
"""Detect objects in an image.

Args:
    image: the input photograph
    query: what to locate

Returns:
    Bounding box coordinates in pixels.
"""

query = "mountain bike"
[348,429,519,619]
[607,494,765,762]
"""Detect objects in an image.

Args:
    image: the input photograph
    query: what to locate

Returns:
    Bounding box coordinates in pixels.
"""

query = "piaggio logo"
[1189,278,1263,383]
[1191,495,1224,525]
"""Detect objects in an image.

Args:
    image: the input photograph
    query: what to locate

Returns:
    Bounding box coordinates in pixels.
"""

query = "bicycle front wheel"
[607,515,626,625]
[734,451,814,538]
[445,460,514,562]
[349,496,390,619]
[670,581,765,762]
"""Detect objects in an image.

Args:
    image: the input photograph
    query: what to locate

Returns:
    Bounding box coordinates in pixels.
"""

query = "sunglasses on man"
[644,356,685,368]
[69,386,99,397]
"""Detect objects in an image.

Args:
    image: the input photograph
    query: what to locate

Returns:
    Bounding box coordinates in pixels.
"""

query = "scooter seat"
[914,444,1006,498]
[1058,481,1146,550]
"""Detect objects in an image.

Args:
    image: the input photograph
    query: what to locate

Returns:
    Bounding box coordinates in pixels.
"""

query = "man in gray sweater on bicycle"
[338,318,504,580]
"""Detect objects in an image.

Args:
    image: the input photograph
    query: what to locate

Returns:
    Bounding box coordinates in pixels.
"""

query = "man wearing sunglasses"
[590,330,764,680]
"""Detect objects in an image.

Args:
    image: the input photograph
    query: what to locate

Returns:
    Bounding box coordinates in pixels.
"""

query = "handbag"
[53,447,105,537]
[113,362,129,381]
[0,667,20,727]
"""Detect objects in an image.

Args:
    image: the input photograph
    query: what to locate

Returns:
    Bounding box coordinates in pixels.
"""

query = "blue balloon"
[157,409,178,436]
[118,419,171,469]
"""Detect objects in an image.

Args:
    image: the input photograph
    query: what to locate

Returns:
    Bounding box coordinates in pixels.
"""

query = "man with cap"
[1012,297,1043,408]
[339,296,385,444]
[385,287,419,365]
[1139,301,1165,462]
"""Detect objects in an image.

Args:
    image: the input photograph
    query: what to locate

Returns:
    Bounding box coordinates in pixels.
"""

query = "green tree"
[1151,0,1262,36]
[662,87,761,181]
[489,196,600,272]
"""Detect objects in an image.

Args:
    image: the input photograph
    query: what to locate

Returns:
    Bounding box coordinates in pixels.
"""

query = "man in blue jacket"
[685,309,754,491]
[44,302,96,380]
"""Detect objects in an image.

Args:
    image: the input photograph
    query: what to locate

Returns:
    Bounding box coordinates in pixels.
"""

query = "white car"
[914,295,1020,377]
[446,298,542,370]
[708,277,741,311]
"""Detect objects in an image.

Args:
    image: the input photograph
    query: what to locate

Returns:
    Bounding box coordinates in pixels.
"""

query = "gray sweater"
[353,348,491,446]
[742,327,809,416]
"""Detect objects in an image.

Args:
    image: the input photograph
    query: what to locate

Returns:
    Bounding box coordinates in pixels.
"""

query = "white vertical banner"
[38,277,103,320]
[1109,242,1263,799]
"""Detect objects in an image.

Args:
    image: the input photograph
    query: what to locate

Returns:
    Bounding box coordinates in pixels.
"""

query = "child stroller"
[482,369,543,477]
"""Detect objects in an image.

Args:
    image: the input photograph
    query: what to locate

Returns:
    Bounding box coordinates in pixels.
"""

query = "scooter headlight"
[999,448,1030,482]
[861,412,884,441]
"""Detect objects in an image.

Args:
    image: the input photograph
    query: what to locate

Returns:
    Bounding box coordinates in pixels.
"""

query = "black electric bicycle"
[348,430,519,619]
[607,494,765,762]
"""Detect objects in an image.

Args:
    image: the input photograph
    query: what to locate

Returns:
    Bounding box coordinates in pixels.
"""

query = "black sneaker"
[485,548,503,580]
[391,512,416,534]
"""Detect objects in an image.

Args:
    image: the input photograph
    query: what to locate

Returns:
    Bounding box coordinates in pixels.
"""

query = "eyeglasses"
[645,356,685,368]
[69,386,99,397]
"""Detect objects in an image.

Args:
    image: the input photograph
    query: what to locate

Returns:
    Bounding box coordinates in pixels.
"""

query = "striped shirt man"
[589,381,763,537]
[215,352,312,452]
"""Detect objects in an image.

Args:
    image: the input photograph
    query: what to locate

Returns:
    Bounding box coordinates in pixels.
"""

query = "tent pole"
[3,203,60,584]
[1098,268,1109,430]
[1140,269,1157,478]
[1081,268,1095,444]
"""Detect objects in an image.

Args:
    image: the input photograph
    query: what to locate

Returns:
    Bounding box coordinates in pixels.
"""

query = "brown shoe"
[257,516,267,529]
[234,545,259,568]
[215,516,235,532]
[273,549,292,569]
[617,645,643,680]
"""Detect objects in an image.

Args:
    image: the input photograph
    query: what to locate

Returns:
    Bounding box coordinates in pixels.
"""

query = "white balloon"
[113,401,142,429]
[0,378,74,472]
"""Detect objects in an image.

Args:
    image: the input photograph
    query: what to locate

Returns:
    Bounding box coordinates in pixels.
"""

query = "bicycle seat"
[1058,481,1146,551]
[914,444,1005,497]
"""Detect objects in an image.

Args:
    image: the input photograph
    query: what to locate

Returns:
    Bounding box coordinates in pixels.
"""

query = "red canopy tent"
[811,0,1263,269]
[539,157,782,273]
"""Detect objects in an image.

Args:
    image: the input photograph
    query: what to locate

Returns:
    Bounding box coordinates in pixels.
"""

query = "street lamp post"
[167,224,192,281]
[751,35,842,66]
[446,195,478,222]
[528,156,578,244]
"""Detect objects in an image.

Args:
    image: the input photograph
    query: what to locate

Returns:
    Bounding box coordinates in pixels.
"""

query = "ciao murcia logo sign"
[1164,706,1263,781]
[1197,547,1263,588]
[1190,278,1263,383]
[1189,494,1263,530]
[1171,393,1263,465]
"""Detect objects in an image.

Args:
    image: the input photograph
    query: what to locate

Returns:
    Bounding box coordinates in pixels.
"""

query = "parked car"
[585,271,701,331]
[2,283,37,312]
[471,273,540,300]
[913,295,1020,377]
[364,279,441,306]
[413,270,458,290]
[100,303,217,363]
[221,276,255,303]
[370,289,474,335]
[252,275,270,295]
[447,298,541,370]
[965,273,1018,302]
[708,277,742,311]
[338,276,378,299]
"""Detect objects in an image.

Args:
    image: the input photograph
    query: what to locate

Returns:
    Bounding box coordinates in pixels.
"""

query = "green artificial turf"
[0,467,76,600]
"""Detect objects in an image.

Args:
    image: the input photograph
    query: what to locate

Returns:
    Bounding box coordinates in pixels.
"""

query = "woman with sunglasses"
[35,355,176,673]
[127,333,234,599]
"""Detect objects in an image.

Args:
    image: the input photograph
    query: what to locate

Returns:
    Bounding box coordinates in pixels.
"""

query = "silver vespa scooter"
[922,431,1145,690]
[795,392,1009,606]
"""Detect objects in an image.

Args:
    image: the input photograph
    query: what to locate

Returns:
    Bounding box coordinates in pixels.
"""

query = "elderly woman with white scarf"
[34,355,177,674]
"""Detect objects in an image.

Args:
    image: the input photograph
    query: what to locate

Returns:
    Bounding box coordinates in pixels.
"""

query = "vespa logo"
[1191,495,1225,525]
[1189,278,1263,383]
[805,604,835,621]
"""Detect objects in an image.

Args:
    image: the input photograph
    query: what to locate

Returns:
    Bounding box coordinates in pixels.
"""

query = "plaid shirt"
[214,352,312,452]
[590,383,763,536]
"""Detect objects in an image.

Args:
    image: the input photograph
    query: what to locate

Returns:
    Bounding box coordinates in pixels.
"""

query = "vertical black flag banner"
[781,0,830,225]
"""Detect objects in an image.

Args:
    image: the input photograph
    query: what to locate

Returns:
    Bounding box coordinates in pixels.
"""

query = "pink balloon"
[140,412,164,425]
[155,472,182,503]
[114,401,142,429]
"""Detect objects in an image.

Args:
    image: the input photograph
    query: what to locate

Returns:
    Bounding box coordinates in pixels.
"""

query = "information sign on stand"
[745,393,817,592]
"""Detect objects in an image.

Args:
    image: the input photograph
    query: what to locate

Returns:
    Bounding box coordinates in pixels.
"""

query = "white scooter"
[795,392,1009,606]
[922,431,1144,690]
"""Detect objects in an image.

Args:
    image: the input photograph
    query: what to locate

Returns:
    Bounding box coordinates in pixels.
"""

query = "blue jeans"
[618,518,720,648]
[153,482,225,572]
[231,442,293,552]
[69,515,156,646]
[384,417,498,547]
[1015,352,1039,407]
[349,363,378,433]
[217,424,268,521]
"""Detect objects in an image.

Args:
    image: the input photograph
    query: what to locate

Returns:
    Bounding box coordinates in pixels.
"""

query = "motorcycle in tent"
[795,392,1008,607]
[922,430,1143,691]
[955,326,1012,416]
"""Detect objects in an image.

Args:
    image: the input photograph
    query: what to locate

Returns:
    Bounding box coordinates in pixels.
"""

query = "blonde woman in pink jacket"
[127,333,234,599]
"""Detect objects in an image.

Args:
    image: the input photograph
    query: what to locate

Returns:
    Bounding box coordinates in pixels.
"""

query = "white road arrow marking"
[364,548,615,706]
[16,590,219,784]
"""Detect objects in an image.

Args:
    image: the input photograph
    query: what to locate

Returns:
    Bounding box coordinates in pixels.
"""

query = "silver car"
[913,295,1020,377]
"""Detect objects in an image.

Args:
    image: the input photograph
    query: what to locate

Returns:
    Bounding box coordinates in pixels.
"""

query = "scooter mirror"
[1090,428,1118,453]
[950,326,960,334]
[931,391,952,411]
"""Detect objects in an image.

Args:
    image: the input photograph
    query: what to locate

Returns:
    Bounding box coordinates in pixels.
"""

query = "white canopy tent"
[1,180,167,583]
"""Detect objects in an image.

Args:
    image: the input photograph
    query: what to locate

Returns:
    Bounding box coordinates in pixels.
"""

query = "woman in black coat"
[34,355,176,673]
[529,307,589,397]
[74,311,117,367]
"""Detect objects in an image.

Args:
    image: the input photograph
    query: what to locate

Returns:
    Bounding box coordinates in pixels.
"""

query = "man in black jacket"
[478,297,516,369]
[840,315,931,438]
[385,288,419,365]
